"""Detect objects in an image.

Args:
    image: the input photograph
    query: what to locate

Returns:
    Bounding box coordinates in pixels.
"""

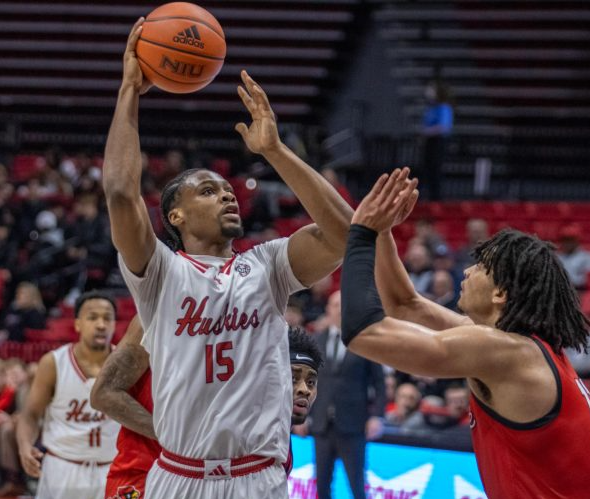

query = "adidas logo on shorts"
[173,25,205,48]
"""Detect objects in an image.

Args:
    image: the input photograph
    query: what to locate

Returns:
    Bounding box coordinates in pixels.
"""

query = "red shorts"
[105,466,151,499]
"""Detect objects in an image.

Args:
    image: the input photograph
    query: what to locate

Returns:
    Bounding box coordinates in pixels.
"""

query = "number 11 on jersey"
[205,341,235,383]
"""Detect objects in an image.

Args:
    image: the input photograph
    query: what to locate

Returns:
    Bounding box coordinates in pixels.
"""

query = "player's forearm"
[96,390,156,440]
[103,84,142,199]
[376,231,420,312]
[16,412,41,449]
[263,143,353,251]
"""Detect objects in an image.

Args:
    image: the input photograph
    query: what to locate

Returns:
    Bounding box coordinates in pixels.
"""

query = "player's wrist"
[260,141,287,161]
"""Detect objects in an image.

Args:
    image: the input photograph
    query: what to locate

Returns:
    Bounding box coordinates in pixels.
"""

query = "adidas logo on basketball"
[173,25,205,48]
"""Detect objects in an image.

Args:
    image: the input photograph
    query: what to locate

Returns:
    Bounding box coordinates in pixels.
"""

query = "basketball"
[136,2,226,94]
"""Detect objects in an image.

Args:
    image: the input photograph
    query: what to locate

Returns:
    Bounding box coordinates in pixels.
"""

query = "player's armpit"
[348,318,521,380]
[287,224,343,287]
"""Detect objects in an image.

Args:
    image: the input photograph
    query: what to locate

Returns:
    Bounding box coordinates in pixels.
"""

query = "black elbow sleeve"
[340,224,385,346]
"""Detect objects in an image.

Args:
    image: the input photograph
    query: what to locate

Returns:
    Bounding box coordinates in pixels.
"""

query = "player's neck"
[73,341,111,366]
[183,238,234,258]
[469,308,501,328]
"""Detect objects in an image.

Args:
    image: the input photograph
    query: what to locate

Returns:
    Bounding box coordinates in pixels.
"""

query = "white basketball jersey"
[119,238,304,460]
[41,344,119,462]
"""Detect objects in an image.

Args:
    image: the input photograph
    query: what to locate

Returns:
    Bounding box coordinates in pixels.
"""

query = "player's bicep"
[106,193,157,276]
[23,353,56,420]
[349,319,503,379]
[288,224,342,287]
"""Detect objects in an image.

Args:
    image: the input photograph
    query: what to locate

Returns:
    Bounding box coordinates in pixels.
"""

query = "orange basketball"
[136,2,226,94]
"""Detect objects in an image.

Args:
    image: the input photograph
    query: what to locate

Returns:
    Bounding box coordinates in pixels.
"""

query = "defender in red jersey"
[338,169,590,499]
[91,316,158,499]
[91,320,322,497]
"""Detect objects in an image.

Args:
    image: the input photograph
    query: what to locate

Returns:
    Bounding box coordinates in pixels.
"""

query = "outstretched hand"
[235,70,281,156]
[122,18,152,95]
[352,167,419,233]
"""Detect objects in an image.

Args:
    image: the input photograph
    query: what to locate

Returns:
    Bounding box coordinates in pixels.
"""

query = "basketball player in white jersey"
[101,19,353,499]
[16,290,121,499]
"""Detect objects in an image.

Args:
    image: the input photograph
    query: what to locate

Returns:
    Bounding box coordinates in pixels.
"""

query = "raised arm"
[357,168,473,329]
[377,231,472,330]
[102,18,156,276]
[90,316,154,439]
[235,71,353,286]
[16,353,56,477]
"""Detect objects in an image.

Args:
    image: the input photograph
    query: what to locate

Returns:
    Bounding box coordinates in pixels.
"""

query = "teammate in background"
[339,168,590,499]
[101,19,352,499]
[16,290,120,499]
[91,321,322,498]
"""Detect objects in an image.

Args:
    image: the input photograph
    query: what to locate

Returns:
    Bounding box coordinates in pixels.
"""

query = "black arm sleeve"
[340,224,385,346]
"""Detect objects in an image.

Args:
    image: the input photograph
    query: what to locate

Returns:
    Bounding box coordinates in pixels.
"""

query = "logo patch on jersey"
[235,262,251,277]
[115,485,141,499]
[468,410,476,429]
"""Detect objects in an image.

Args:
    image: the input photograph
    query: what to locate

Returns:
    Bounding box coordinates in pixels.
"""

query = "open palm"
[235,70,281,155]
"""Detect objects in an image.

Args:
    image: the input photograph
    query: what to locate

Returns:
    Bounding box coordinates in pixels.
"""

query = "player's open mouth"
[294,398,309,409]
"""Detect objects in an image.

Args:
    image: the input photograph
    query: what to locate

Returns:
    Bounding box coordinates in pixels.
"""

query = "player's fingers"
[241,70,258,94]
[366,174,389,200]
[377,168,402,203]
[234,122,249,139]
[237,86,256,114]
[387,168,413,205]
[252,83,273,113]
[126,17,145,49]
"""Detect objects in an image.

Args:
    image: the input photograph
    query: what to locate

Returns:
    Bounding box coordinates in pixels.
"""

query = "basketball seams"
[137,54,213,87]
[139,37,226,61]
[145,16,225,40]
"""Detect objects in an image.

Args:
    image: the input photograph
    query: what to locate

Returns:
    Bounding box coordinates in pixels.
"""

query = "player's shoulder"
[36,350,58,382]
[241,237,289,262]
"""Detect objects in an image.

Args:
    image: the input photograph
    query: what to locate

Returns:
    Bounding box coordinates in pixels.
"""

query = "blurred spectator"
[0,282,46,343]
[404,243,433,295]
[285,298,305,328]
[384,372,398,413]
[298,275,333,324]
[414,218,447,257]
[0,362,15,414]
[429,270,458,310]
[566,348,590,378]
[0,358,31,496]
[454,218,489,271]
[62,193,114,303]
[154,149,186,189]
[60,151,102,194]
[385,383,425,431]
[556,224,590,290]
[420,80,454,201]
[423,382,470,430]
[309,291,385,499]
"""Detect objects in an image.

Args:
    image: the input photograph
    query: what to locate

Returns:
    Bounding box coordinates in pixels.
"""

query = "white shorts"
[145,459,288,499]
[36,453,109,499]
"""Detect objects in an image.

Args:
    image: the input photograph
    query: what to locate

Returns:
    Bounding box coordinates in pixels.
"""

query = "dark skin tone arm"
[16,353,55,478]
[90,316,155,440]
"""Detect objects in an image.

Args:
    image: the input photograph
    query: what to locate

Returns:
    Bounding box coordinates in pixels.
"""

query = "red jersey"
[470,336,590,499]
[105,369,161,499]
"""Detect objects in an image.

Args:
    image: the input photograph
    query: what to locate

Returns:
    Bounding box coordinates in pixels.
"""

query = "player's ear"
[492,287,507,305]
[74,318,81,333]
[168,207,184,227]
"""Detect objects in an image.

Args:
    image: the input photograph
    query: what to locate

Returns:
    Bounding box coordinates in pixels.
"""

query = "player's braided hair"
[288,326,324,369]
[160,168,203,251]
[472,228,590,353]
